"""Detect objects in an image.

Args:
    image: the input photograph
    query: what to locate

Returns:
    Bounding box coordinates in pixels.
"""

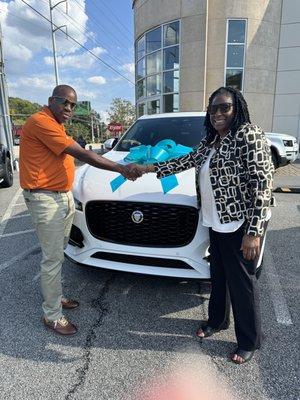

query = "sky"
[0,0,135,121]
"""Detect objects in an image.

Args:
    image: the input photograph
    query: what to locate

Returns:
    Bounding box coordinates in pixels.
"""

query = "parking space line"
[0,188,22,237]
[1,229,35,238]
[0,244,40,273]
[10,214,31,219]
[33,272,41,282]
[264,246,293,326]
[13,203,26,206]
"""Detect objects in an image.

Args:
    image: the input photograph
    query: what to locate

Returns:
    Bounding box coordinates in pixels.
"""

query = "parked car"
[265,131,299,168]
[65,112,297,279]
[103,137,119,151]
[12,125,22,146]
[0,132,13,188]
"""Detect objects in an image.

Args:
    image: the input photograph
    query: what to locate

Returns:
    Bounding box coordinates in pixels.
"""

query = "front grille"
[85,201,199,247]
[91,252,193,269]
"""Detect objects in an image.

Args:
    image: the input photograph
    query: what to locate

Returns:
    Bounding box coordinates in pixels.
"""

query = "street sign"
[107,123,123,133]
[74,101,91,116]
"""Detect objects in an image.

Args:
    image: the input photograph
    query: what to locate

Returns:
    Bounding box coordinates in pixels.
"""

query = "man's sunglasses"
[53,96,77,110]
[208,102,234,115]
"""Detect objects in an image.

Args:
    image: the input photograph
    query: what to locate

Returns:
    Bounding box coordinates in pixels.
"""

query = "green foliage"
[65,121,90,141]
[9,97,42,125]
[107,98,136,129]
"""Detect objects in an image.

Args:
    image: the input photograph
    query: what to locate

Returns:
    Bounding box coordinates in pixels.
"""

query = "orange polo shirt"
[20,106,75,191]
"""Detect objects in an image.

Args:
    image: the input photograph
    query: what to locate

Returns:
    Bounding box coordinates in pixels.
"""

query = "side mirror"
[111,138,119,148]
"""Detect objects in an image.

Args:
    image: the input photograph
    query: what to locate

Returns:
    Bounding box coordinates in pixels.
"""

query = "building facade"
[132,0,300,142]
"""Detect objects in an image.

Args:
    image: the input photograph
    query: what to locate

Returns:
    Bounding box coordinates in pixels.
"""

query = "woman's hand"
[240,234,261,260]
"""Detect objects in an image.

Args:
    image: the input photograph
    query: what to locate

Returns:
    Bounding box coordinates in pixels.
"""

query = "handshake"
[119,163,155,181]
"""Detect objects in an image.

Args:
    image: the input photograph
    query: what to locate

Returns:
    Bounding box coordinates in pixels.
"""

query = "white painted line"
[0,245,40,273]
[9,214,31,220]
[0,187,22,237]
[13,202,26,206]
[264,246,293,325]
[33,272,41,282]
[1,229,35,238]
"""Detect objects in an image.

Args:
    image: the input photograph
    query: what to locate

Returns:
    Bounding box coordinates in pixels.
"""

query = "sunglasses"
[208,102,234,115]
[53,96,77,110]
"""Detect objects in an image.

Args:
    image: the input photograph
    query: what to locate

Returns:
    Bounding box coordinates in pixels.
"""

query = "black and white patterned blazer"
[154,123,275,237]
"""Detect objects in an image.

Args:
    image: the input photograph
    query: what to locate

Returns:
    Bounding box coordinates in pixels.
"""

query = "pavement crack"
[65,274,116,400]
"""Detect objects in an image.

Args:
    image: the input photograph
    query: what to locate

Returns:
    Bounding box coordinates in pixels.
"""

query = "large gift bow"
[110,139,193,194]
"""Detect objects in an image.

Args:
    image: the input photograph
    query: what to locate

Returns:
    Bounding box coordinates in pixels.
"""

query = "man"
[20,85,140,336]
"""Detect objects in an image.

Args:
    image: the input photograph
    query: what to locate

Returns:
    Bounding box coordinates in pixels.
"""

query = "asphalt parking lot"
[0,161,299,400]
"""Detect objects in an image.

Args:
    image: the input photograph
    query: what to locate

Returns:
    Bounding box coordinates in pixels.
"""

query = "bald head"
[52,85,76,97]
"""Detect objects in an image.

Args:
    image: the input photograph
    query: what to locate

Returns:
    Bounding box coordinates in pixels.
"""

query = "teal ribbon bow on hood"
[110,139,193,194]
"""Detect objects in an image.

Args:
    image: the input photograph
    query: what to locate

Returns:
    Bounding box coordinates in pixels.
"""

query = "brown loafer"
[43,316,77,335]
[61,298,79,309]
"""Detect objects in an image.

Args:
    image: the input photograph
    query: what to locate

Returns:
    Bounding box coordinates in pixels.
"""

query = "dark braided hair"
[204,86,251,144]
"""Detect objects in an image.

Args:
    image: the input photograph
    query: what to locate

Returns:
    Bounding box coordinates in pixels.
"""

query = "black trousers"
[207,222,266,351]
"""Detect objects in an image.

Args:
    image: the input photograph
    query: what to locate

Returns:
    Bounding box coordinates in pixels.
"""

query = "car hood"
[73,150,197,207]
[266,132,296,141]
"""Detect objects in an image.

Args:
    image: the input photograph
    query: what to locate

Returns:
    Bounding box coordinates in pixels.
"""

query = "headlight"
[74,197,83,211]
[283,140,293,147]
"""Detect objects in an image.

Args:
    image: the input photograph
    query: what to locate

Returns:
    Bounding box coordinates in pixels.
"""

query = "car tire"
[271,149,279,169]
[1,157,13,188]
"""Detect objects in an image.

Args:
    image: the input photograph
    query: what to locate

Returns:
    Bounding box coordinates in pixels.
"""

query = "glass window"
[163,21,180,47]
[228,20,246,43]
[163,93,179,112]
[137,36,145,60]
[146,74,161,96]
[137,103,145,117]
[146,51,161,75]
[163,70,179,93]
[226,69,243,90]
[147,99,160,115]
[146,27,161,53]
[135,20,180,115]
[136,79,145,99]
[136,58,145,80]
[163,46,179,70]
[115,116,206,152]
[227,45,244,68]
[225,19,246,91]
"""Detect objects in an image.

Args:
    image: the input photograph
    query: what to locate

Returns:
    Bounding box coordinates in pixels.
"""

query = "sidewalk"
[274,159,300,190]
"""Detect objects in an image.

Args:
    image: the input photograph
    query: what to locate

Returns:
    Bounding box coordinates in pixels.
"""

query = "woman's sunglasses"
[53,96,77,110]
[208,102,234,115]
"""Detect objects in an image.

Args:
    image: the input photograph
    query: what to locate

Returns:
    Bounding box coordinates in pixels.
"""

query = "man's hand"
[241,234,261,260]
[120,163,144,181]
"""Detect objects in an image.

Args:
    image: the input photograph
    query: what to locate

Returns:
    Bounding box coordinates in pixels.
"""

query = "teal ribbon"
[110,139,193,194]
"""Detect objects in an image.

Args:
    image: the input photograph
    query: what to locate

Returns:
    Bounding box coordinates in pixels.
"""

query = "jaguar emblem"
[131,210,144,224]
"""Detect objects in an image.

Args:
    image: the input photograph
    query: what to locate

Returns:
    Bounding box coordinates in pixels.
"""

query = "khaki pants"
[23,190,75,321]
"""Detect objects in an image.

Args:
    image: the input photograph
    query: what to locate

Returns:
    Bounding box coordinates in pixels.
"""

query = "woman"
[133,86,275,364]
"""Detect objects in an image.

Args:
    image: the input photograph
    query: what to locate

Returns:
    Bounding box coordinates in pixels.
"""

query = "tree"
[107,98,135,129]
[9,97,42,125]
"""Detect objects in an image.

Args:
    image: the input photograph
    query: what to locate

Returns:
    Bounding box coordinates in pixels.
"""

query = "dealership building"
[132,0,300,142]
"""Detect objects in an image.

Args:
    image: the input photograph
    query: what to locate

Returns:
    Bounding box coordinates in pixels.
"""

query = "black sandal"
[230,348,255,364]
[195,322,229,338]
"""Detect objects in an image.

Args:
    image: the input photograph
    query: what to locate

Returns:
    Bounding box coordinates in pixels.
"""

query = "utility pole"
[0,23,17,171]
[91,113,95,143]
[49,0,68,86]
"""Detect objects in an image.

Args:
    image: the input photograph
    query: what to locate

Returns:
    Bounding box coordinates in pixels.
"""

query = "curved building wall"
[133,0,282,131]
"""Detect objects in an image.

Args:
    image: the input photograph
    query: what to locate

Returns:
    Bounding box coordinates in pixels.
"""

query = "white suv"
[65,112,293,279]
[265,132,299,168]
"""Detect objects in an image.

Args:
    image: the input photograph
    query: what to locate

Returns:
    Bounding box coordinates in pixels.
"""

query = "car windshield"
[114,116,206,151]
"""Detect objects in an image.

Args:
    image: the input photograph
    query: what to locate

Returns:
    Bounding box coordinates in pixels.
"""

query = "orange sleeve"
[32,116,75,156]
